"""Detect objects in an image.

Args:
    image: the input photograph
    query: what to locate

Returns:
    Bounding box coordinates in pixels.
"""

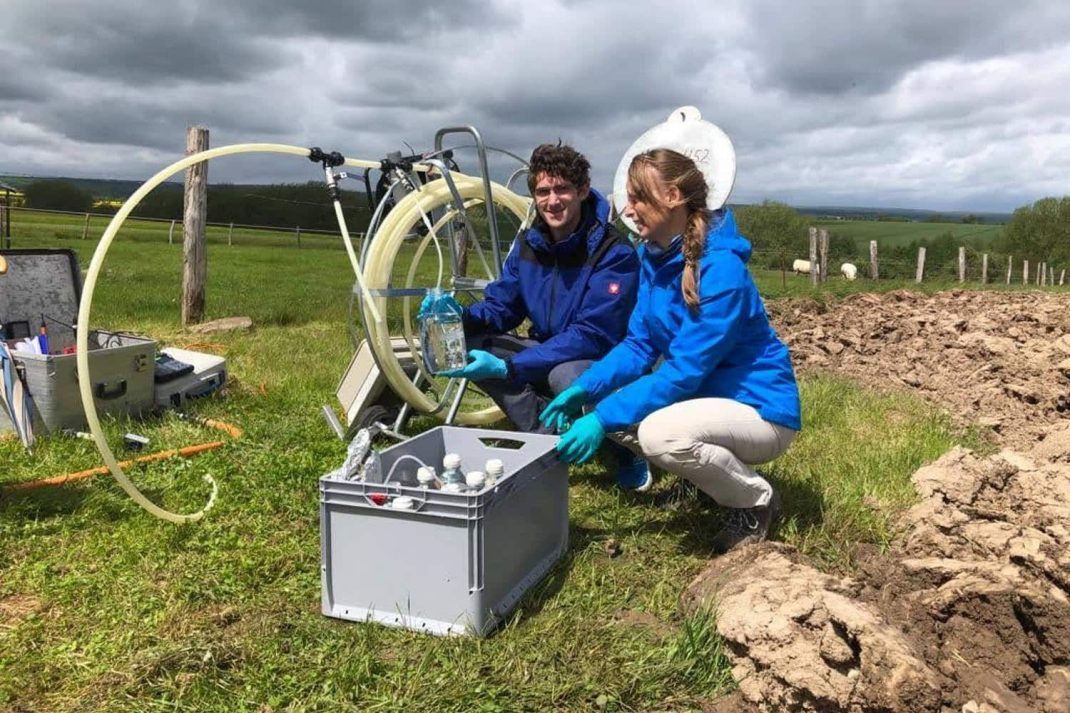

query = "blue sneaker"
[616,453,653,491]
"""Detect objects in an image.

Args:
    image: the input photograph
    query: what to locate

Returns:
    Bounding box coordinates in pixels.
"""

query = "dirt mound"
[769,289,1070,449]
[686,433,1070,712]
[683,290,1070,711]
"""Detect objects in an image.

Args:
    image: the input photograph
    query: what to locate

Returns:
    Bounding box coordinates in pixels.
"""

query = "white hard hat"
[612,106,736,234]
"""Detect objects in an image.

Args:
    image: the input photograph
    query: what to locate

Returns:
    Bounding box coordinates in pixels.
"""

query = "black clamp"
[308,146,346,168]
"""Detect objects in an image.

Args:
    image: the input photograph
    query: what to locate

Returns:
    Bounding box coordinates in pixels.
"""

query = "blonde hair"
[628,149,709,310]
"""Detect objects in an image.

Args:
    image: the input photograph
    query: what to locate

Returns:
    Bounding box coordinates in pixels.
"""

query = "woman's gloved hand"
[440,349,508,380]
[417,291,462,320]
[555,412,606,464]
[539,385,588,433]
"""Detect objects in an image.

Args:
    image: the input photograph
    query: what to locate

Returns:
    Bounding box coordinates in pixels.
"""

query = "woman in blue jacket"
[540,148,801,553]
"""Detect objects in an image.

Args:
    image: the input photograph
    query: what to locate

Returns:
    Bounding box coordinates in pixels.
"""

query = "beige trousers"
[611,398,797,509]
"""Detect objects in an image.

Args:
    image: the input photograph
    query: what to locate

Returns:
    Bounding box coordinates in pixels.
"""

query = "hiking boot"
[616,453,653,492]
[710,489,782,554]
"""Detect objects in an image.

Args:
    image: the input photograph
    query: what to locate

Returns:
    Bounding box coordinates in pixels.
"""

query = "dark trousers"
[470,334,634,465]
[470,334,586,434]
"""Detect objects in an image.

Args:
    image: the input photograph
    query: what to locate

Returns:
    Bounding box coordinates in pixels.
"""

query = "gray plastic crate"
[320,426,568,637]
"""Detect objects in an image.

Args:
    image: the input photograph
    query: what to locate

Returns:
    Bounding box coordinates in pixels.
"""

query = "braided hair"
[628,149,709,310]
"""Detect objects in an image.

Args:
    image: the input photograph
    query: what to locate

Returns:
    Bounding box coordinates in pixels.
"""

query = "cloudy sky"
[2,0,1068,212]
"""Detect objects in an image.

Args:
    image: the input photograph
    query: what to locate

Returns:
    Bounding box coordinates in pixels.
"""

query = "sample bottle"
[419,287,467,373]
[484,459,504,485]
[465,471,486,493]
[442,453,464,485]
[416,466,438,490]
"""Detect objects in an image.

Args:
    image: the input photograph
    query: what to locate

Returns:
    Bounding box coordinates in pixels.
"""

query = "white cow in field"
[841,262,858,280]
[792,259,812,274]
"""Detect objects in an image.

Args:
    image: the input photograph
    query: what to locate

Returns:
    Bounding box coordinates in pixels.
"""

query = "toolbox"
[0,248,156,433]
[320,426,568,637]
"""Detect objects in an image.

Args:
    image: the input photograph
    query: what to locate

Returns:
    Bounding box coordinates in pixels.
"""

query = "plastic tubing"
[77,143,384,523]
[361,174,530,425]
[382,453,431,485]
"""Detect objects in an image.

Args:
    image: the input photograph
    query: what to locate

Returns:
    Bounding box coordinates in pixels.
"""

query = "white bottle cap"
[443,482,465,493]
[443,453,462,471]
[465,471,486,489]
[391,496,416,510]
[416,466,436,484]
[484,459,504,477]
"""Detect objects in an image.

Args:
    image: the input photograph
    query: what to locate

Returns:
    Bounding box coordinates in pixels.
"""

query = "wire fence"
[0,205,363,251]
[3,206,1066,289]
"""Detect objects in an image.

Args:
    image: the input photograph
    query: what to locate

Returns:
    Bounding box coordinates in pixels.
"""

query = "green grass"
[815,219,1003,249]
[1,214,989,711]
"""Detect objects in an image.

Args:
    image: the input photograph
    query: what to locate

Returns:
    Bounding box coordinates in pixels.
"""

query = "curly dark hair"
[526,142,591,194]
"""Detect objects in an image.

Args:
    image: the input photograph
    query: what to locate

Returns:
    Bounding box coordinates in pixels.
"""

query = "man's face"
[532,172,589,241]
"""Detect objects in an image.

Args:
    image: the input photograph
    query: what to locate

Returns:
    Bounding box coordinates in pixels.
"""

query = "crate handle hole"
[478,437,525,450]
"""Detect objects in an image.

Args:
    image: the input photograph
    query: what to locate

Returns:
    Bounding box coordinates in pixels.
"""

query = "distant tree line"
[20,179,373,233]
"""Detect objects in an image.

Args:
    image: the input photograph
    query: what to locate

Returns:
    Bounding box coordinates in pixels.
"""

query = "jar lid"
[391,496,416,510]
[416,466,436,483]
[443,453,462,470]
[465,470,486,488]
[484,459,504,475]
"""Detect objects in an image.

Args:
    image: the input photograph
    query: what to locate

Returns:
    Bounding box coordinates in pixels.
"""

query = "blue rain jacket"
[463,188,639,383]
[574,209,801,432]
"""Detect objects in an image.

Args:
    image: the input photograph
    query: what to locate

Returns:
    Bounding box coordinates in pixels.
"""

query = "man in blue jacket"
[437,143,648,489]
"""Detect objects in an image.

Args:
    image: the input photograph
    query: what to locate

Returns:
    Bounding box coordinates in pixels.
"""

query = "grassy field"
[1,213,994,711]
[815,219,1003,249]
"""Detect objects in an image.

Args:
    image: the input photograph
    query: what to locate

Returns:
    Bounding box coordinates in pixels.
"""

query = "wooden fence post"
[808,227,818,286]
[228,221,234,247]
[296,226,302,249]
[981,253,988,284]
[168,219,176,245]
[1050,266,1055,286]
[81,213,90,240]
[869,240,878,280]
[0,204,5,248]
[818,228,829,283]
[1006,256,1012,285]
[1061,269,1066,286]
[1023,260,1029,285]
[958,246,966,283]
[916,247,926,283]
[182,126,209,326]
[1041,262,1046,286]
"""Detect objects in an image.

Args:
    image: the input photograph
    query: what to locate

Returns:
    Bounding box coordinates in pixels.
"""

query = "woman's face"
[623,168,675,244]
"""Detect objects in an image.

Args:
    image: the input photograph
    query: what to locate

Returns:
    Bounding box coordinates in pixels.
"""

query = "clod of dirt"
[770,290,1070,449]
[686,432,1070,712]
[683,544,942,712]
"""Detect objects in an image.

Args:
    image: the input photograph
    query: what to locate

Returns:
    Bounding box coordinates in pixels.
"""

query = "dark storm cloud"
[221,0,514,41]
[740,0,1070,95]
[0,0,1068,212]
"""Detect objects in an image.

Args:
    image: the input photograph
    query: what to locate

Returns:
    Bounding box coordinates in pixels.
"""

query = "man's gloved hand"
[417,291,463,320]
[441,349,508,380]
[539,385,588,433]
[555,412,606,464]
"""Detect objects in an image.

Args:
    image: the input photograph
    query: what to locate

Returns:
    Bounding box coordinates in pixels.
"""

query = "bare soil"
[687,290,1070,712]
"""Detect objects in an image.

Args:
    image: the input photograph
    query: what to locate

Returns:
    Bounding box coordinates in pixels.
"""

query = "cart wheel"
[354,404,394,432]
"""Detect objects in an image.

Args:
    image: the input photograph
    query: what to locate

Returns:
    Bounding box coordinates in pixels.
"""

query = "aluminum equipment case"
[0,249,156,433]
[153,347,227,410]
[320,426,568,637]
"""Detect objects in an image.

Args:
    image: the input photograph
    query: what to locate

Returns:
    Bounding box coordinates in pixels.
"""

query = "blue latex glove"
[539,385,588,433]
[417,290,462,320]
[441,349,508,380]
[556,412,606,464]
